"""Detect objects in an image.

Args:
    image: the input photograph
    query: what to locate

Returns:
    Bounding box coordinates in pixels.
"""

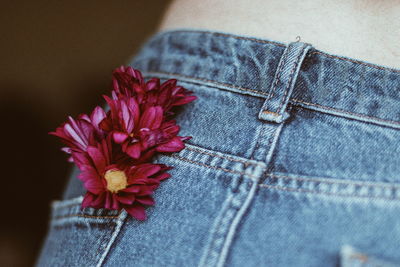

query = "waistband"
[131,29,400,129]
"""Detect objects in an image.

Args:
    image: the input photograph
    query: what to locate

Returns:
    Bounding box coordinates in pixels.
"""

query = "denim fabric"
[37,30,400,267]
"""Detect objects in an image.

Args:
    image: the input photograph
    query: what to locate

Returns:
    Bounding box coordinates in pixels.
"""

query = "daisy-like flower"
[73,136,171,220]
[111,66,197,113]
[51,66,196,220]
[100,95,191,159]
[50,106,107,161]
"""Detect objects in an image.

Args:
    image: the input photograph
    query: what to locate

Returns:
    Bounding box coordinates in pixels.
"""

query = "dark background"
[0,1,170,266]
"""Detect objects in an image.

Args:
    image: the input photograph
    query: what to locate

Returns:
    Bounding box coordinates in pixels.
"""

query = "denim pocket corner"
[37,196,126,267]
[50,196,123,226]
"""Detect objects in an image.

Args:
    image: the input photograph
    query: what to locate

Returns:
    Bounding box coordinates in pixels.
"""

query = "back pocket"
[36,197,127,267]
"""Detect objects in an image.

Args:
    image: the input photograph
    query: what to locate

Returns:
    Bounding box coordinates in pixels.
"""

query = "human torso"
[160,0,400,70]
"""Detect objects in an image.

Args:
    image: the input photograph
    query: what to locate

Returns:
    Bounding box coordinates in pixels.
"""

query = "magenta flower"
[50,106,107,161]
[112,66,197,113]
[100,95,191,159]
[51,66,196,220]
[73,136,171,220]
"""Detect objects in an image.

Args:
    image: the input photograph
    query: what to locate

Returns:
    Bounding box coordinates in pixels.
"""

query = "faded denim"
[37,30,400,267]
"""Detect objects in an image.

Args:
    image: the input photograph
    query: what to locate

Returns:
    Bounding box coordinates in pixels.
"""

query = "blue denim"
[37,30,400,267]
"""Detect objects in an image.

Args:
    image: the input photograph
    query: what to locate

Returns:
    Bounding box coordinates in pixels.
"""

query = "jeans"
[37,30,400,267]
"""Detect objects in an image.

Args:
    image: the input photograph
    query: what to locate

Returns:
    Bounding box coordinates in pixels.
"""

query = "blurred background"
[0,1,170,266]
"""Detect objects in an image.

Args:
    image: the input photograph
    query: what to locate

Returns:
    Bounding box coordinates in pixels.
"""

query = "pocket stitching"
[53,213,121,220]
[169,154,259,180]
[260,173,400,201]
[158,143,400,200]
[266,173,400,189]
[259,184,400,201]
[51,196,121,221]
[155,142,265,180]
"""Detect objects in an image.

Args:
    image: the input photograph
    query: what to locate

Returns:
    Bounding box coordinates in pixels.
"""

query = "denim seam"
[249,123,267,160]
[216,175,261,267]
[198,191,236,267]
[143,71,400,127]
[251,123,280,163]
[265,124,285,165]
[96,211,128,267]
[258,184,400,201]
[265,173,400,189]
[95,225,114,263]
[170,154,259,180]
[172,143,331,188]
[198,163,265,267]
[158,30,400,74]
[204,120,282,266]
[51,197,122,220]
[143,71,269,96]
[53,213,121,220]
[160,142,265,174]
[185,145,257,165]
[291,98,400,127]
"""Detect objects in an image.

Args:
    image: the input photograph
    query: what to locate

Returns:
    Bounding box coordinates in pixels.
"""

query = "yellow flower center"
[104,169,128,193]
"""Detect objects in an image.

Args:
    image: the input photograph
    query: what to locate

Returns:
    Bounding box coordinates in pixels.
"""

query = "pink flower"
[100,95,191,159]
[49,106,107,161]
[112,66,197,113]
[50,66,196,220]
[73,136,171,220]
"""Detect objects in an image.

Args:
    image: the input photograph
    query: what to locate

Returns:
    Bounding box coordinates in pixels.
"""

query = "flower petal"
[113,131,129,144]
[83,176,104,194]
[125,142,141,159]
[172,95,197,106]
[125,203,146,221]
[156,136,185,152]
[146,78,160,91]
[139,106,163,130]
[131,163,161,177]
[82,192,95,208]
[87,146,107,173]
[90,106,107,128]
[136,195,155,206]
[121,185,140,193]
[116,194,135,205]
[153,172,171,181]
[64,122,87,149]
[91,192,106,208]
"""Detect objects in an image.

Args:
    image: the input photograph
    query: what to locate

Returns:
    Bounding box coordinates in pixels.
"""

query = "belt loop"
[258,41,313,123]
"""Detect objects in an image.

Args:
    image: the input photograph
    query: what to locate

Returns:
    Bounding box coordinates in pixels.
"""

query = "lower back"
[160,0,400,70]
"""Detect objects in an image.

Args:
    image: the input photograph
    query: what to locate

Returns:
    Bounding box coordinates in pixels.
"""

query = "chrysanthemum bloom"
[51,66,196,220]
[73,136,171,220]
[111,66,197,113]
[50,106,107,161]
[100,95,191,159]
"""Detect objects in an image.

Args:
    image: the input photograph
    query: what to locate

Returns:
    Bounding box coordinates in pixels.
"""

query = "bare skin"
[159,0,400,70]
